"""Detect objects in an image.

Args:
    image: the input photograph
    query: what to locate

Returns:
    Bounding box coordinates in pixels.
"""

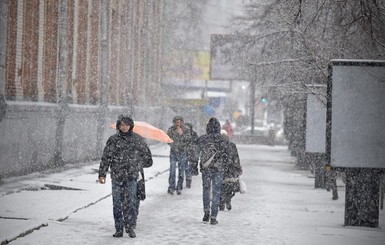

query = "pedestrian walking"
[166,116,192,195]
[219,130,243,211]
[197,117,231,225]
[98,115,153,238]
[222,119,233,137]
[185,122,199,188]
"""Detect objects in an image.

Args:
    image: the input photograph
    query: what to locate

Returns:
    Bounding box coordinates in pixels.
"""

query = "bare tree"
[232,0,385,92]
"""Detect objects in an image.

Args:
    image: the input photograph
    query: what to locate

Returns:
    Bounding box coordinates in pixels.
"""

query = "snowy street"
[1,1,384,244]
[1,143,384,245]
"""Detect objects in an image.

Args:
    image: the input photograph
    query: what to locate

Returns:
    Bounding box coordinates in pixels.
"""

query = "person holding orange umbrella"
[99,115,153,238]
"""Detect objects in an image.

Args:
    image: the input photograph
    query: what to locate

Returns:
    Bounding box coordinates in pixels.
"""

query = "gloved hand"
[99,177,106,184]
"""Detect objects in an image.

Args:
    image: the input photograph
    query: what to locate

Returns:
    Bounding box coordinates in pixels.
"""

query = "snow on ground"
[1,144,384,245]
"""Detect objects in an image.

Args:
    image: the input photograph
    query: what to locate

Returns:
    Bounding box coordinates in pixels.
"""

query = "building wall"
[4,0,163,105]
[0,0,166,178]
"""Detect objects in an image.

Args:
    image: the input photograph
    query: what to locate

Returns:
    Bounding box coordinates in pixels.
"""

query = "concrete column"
[0,0,8,123]
[344,168,381,227]
[0,0,8,96]
[52,100,70,166]
[50,0,70,166]
[311,153,326,189]
[96,0,110,155]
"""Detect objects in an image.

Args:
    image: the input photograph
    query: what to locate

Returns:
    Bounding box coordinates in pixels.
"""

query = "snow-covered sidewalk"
[0,143,171,244]
[1,144,384,245]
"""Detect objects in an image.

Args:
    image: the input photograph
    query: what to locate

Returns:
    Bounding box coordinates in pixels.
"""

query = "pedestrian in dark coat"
[166,116,192,195]
[99,115,153,238]
[219,130,243,211]
[185,122,199,187]
[197,117,231,225]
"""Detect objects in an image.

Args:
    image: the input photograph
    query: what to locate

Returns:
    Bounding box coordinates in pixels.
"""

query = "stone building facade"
[0,0,171,178]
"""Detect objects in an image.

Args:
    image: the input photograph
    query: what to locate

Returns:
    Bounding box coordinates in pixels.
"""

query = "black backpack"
[200,142,219,169]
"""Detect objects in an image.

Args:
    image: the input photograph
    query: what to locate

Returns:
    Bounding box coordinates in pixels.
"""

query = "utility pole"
[0,0,7,96]
[249,78,256,133]
[52,0,70,167]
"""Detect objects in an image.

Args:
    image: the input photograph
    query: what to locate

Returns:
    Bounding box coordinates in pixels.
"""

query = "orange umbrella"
[110,121,173,143]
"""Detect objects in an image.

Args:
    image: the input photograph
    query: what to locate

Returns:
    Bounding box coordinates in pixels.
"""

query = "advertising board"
[327,60,385,168]
[305,94,327,153]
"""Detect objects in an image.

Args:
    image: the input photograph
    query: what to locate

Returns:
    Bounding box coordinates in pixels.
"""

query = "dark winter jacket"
[197,118,231,173]
[223,142,242,179]
[167,123,192,154]
[98,121,153,181]
[185,123,199,163]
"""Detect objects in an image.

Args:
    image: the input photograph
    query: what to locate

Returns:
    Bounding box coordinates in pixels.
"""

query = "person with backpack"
[222,119,233,137]
[166,116,192,195]
[197,117,231,225]
[219,130,243,211]
[98,115,153,238]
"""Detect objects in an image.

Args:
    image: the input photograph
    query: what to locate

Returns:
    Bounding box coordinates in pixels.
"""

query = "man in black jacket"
[99,115,152,238]
[166,116,192,195]
[197,117,231,225]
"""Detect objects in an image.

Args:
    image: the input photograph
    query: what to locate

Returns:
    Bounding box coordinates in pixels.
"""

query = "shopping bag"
[239,176,247,194]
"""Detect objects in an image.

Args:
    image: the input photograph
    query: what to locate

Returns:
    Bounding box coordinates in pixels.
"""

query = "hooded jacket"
[185,123,199,163]
[197,118,231,173]
[98,116,153,181]
[224,142,242,179]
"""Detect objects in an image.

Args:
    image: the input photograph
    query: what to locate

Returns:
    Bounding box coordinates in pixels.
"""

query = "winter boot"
[131,220,137,229]
[219,204,225,211]
[113,231,123,237]
[210,218,218,225]
[167,189,174,195]
[202,211,210,222]
[176,190,182,195]
[126,226,136,238]
[226,201,232,210]
[186,179,192,188]
[126,223,136,231]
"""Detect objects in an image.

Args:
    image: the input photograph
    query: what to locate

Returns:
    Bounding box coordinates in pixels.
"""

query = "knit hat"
[173,116,184,123]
